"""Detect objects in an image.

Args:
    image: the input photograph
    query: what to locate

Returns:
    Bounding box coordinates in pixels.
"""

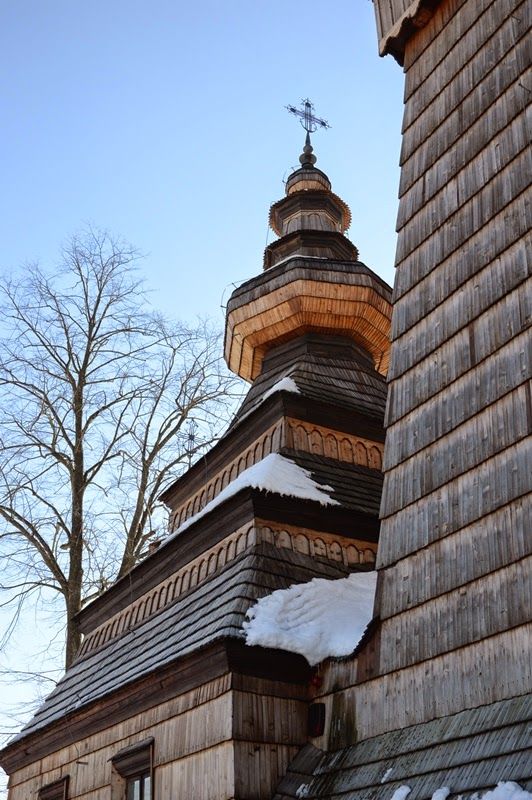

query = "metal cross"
[286,98,330,133]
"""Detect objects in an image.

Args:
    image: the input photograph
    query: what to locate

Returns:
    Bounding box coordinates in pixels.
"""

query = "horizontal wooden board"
[398,98,530,230]
[391,211,530,340]
[401,0,528,150]
[395,142,530,265]
[384,329,531,468]
[386,280,530,418]
[377,557,531,672]
[377,499,531,610]
[381,385,531,515]
[392,181,530,302]
[379,441,531,563]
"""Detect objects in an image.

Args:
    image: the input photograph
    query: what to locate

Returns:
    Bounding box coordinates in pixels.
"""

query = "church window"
[112,737,154,800]
[38,776,69,800]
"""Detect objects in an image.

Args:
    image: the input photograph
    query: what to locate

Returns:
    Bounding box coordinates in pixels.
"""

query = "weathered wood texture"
[9,544,334,748]
[373,0,532,720]
[274,695,532,799]
[6,677,233,799]
[79,521,375,658]
[224,259,392,380]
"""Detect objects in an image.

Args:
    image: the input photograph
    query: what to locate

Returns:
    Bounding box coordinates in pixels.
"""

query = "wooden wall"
[6,674,309,800]
[369,0,531,733]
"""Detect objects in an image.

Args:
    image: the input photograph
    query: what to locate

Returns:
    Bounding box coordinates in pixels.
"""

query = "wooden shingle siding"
[401,0,528,144]
[378,442,531,566]
[377,497,531,617]
[6,675,233,799]
[381,384,530,515]
[375,0,531,727]
[377,556,531,672]
[384,329,531,469]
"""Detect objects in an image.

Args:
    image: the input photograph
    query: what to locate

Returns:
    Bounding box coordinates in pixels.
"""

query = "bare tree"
[0,229,239,667]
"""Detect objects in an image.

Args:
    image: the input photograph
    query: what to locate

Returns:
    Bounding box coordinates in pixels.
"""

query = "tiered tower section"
[0,139,392,800]
[225,136,391,382]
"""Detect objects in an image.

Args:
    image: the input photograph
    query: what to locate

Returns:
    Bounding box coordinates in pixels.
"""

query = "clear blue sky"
[1,0,404,326]
[0,2,404,791]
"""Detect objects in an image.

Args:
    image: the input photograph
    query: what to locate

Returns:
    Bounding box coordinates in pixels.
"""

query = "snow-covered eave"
[159,390,290,505]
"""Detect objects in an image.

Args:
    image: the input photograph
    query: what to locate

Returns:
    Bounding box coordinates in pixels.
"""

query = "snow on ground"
[168,453,339,540]
[243,571,377,665]
[381,768,394,784]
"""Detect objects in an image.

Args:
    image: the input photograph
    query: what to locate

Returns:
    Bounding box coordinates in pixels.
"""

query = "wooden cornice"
[376,0,440,64]
[78,477,380,635]
[0,642,310,774]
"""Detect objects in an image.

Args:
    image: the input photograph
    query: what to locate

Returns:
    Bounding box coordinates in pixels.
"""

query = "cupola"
[224,126,391,383]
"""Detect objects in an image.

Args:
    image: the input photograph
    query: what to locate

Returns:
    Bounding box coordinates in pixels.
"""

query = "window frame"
[38,776,69,800]
[111,737,154,800]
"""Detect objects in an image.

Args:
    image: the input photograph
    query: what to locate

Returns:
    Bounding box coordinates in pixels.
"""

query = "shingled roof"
[274,695,532,800]
[12,543,357,744]
[229,334,387,430]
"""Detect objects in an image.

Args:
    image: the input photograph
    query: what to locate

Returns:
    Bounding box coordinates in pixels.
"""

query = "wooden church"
[1,0,530,797]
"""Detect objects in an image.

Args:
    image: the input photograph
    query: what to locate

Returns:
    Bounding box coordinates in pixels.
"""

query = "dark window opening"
[38,776,69,800]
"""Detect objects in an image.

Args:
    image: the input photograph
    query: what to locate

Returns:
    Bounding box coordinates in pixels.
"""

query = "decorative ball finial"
[299,132,317,166]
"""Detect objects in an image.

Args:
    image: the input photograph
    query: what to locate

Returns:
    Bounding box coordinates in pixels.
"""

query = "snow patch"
[479,783,532,800]
[381,768,394,784]
[243,571,377,666]
[431,789,450,800]
[296,784,310,799]
[262,375,300,401]
[168,453,338,540]
[390,788,411,800]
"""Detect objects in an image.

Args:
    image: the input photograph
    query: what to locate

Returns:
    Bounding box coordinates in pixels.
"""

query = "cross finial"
[286,98,330,134]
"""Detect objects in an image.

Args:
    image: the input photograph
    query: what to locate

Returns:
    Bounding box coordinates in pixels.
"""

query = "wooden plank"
[232,692,307,745]
[377,500,531,612]
[379,439,531,562]
[381,385,531,515]
[395,143,531,265]
[387,279,530,410]
[398,100,530,228]
[391,212,530,341]
[402,0,491,96]
[401,0,528,152]
[354,626,532,738]
[377,557,531,672]
[392,183,530,303]
[384,329,531,468]
[399,58,530,199]
[234,741,300,800]
[156,743,234,800]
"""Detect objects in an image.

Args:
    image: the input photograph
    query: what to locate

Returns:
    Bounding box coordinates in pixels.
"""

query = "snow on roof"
[261,375,300,401]
[243,571,377,666]
[167,452,339,541]
[394,785,532,800]
[475,783,532,800]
